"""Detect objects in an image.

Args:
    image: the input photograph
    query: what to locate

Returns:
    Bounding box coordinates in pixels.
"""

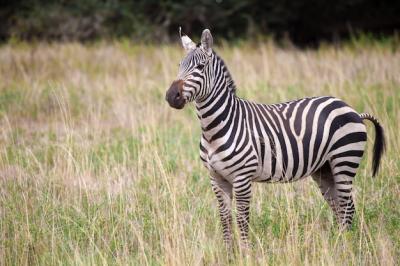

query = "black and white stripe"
[166,29,386,248]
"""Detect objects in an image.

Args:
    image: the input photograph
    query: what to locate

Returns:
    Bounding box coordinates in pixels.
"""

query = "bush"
[1,0,399,45]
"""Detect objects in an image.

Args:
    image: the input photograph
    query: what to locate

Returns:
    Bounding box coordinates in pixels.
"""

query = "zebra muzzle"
[166,80,185,109]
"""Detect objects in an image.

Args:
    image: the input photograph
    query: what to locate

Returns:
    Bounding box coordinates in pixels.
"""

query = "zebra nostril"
[175,91,181,99]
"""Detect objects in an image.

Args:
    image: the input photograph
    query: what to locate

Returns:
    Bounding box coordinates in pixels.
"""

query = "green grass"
[0,40,399,265]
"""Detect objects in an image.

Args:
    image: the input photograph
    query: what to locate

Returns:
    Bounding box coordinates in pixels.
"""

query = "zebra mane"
[194,43,237,95]
[213,51,237,95]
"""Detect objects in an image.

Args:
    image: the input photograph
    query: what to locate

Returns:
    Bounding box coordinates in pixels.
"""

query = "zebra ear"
[179,27,196,53]
[200,29,213,56]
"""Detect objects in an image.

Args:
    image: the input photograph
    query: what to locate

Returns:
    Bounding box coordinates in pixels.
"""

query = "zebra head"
[166,28,214,109]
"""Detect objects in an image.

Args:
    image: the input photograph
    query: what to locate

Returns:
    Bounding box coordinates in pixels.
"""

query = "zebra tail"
[360,113,386,176]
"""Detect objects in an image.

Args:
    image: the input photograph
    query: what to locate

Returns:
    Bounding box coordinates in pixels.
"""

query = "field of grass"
[0,39,399,265]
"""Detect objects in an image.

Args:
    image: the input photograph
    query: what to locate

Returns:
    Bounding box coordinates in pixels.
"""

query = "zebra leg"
[312,162,339,220]
[312,161,357,230]
[233,177,252,249]
[211,176,233,246]
[331,165,357,230]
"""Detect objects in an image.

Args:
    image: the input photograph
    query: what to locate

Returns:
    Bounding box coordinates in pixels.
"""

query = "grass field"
[0,39,399,265]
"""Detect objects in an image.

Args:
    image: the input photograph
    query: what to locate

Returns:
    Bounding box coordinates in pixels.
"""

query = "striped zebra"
[165,28,386,247]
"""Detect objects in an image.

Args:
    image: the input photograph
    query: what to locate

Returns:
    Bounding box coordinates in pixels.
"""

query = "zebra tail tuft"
[360,113,386,177]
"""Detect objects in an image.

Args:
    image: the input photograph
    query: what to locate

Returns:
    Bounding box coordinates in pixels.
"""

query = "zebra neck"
[195,53,239,142]
[195,82,238,143]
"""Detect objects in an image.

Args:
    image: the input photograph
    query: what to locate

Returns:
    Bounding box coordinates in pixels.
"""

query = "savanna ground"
[0,38,399,265]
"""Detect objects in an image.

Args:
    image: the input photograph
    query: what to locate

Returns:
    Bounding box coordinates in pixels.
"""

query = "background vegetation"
[0,38,399,264]
[1,0,400,45]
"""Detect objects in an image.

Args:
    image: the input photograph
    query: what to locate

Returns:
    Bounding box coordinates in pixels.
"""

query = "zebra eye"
[197,64,205,71]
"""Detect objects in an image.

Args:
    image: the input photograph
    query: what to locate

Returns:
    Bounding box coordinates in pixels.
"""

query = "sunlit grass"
[0,40,399,265]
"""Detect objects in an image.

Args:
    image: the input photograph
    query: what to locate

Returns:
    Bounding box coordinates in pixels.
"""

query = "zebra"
[165,28,386,248]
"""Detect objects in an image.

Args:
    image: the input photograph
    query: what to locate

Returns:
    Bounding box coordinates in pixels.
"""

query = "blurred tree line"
[1,0,399,45]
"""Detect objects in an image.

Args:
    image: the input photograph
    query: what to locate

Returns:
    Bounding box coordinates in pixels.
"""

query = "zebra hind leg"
[311,161,356,230]
[330,159,358,230]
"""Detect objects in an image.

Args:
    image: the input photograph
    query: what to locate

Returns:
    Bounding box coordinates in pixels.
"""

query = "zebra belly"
[254,136,331,183]
[253,171,309,183]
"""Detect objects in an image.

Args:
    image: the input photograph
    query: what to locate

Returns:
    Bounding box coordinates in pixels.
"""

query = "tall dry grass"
[0,40,399,265]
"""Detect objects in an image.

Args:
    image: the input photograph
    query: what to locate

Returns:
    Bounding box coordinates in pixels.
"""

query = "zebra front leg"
[211,177,233,247]
[233,177,252,249]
